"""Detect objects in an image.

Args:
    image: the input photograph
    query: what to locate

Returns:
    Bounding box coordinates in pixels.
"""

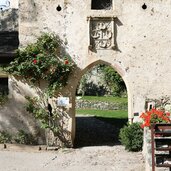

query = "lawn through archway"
[74,62,128,147]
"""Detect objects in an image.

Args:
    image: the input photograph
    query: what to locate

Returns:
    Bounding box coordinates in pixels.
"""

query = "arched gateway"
[1,0,171,148]
[71,59,131,144]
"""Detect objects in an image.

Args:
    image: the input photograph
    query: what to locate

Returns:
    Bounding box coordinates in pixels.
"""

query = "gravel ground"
[0,115,145,171]
[0,145,145,171]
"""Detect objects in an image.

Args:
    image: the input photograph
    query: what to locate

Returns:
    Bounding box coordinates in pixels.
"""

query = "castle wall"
[0,8,45,144]
[2,0,171,148]
[19,0,171,117]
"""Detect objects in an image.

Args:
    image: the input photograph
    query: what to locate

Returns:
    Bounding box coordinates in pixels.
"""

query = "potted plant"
[140,108,171,129]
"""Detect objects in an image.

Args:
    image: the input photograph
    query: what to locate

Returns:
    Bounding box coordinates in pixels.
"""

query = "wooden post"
[151,124,155,171]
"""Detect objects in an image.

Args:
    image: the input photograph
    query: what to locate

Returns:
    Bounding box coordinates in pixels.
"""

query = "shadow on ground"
[74,116,127,148]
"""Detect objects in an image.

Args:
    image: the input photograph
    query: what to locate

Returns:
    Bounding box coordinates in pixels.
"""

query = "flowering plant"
[5,33,75,93]
[140,108,171,128]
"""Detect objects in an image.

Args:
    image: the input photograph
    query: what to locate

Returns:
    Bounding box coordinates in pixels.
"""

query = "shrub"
[0,131,12,143]
[14,130,38,145]
[119,122,143,152]
[5,33,75,94]
[25,96,60,133]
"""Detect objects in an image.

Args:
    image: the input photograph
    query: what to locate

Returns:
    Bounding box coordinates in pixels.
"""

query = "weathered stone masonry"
[2,0,171,155]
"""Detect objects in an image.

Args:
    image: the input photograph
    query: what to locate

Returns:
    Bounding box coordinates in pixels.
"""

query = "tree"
[76,64,127,97]
[100,65,126,96]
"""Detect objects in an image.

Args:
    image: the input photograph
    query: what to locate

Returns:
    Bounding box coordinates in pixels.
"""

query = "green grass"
[76,109,128,119]
[76,96,128,120]
[78,96,127,103]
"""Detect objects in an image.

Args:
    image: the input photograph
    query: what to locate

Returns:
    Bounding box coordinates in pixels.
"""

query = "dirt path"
[0,145,145,171]
[0,115,145,171]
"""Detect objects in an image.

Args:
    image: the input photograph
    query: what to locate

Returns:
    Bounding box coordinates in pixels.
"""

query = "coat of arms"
[90,18,114,50]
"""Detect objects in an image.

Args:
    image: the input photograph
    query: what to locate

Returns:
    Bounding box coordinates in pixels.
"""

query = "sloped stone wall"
[76,100,127,110]
[0,8,45,144]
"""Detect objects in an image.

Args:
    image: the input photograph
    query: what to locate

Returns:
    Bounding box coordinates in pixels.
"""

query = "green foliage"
[119,123,143,152]
[14,130,37,145]
[77,64,127,97]
[5,33,74,93]
[100,65,126,96]
[77,74,90,96]
[0,131,12,143]
[0,130,37,145]
[25,96,50,129]
[25,96,60,133]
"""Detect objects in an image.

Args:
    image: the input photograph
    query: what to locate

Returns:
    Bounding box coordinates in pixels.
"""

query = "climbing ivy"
[5,33,75,94]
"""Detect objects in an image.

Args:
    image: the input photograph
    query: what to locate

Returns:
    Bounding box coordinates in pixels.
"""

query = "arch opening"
[73,61,128,147]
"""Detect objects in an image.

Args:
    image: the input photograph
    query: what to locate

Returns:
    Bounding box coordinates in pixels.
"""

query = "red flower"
[33,59,37,64]
[64,59,69,65]
[140,108,171,128]
[166,112,170,117]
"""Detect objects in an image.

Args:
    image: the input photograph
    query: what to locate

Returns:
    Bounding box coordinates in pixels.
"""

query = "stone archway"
[71,59,132,146]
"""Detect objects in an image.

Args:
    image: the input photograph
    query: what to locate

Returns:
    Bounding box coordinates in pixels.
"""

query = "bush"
[14,130,38,145]
[119,122,143,152]
[5,33,75,94]
[0,130,38,145]
[0,131,12,143]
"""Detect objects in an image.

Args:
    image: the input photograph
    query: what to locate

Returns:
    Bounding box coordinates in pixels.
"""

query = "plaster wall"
[0,8,45,143]
[10,0,18,9]
[2,0,171,146]
[19,0,171,115]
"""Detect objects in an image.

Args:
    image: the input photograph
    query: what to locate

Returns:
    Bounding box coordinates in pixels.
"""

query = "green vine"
[4,33,74,145]
[25,96,60,133]
[5,33,75,93]
[0,130,38,145]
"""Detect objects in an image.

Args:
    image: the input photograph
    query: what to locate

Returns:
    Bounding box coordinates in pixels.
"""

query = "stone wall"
[0,8,45,144]
[2,0,171,154]
[0,0,18,10]
[76,99,127,110]
[143,127,152,171]
[18,0,171,119]
[10,0,18,9]
[1,1,171,169]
